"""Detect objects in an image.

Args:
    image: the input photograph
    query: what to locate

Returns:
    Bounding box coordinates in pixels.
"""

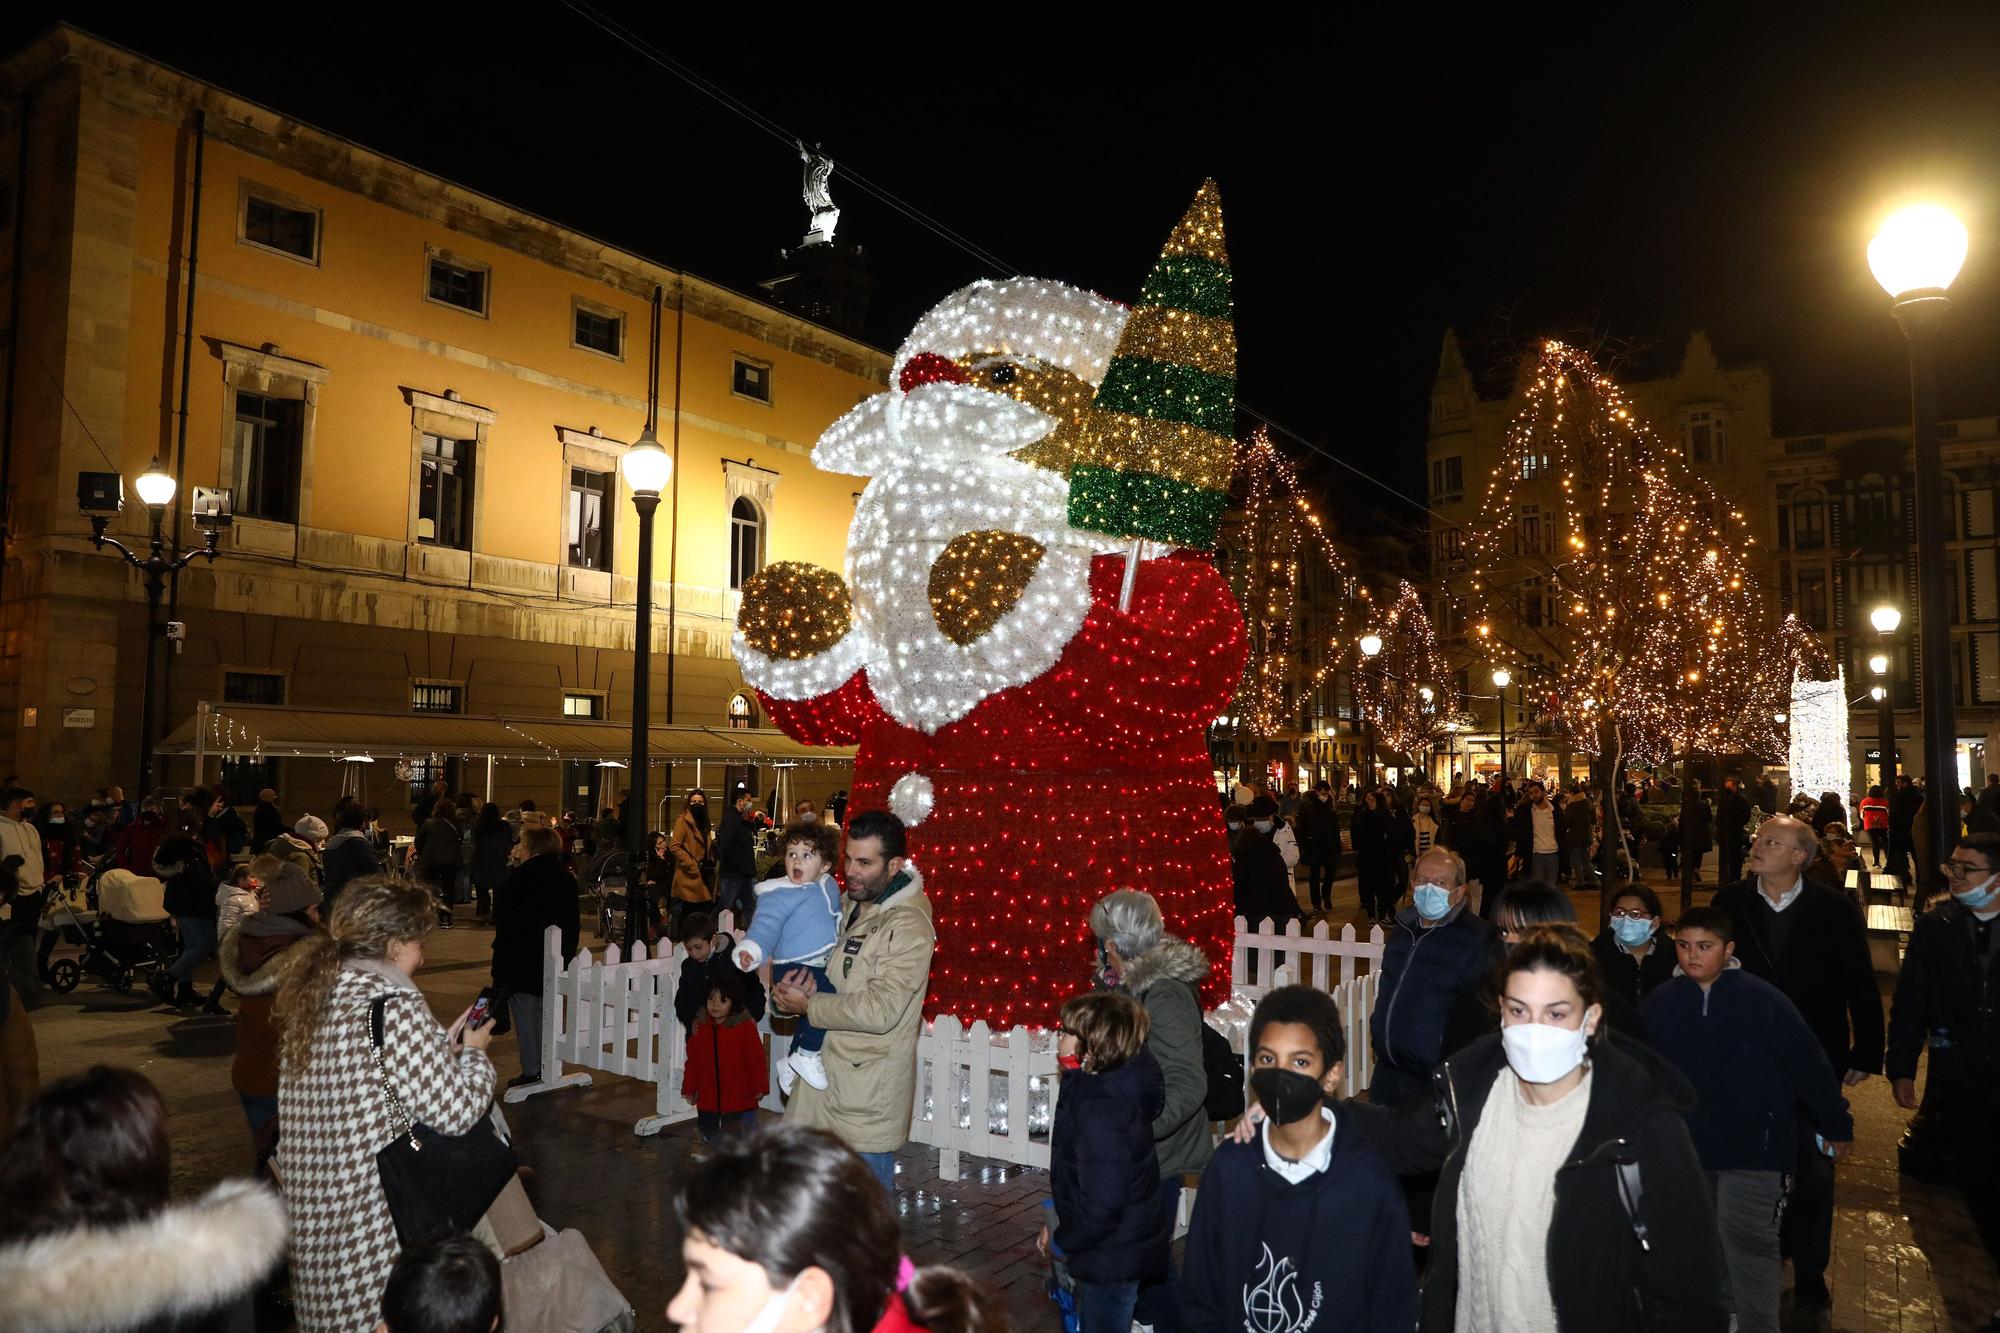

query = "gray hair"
[1089,890,1164,959]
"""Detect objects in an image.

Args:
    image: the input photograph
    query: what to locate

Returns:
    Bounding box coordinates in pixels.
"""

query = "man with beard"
[771,810,933,1198]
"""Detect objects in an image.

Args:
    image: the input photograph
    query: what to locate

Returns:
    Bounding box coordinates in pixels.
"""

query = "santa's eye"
[988,364,1017,386]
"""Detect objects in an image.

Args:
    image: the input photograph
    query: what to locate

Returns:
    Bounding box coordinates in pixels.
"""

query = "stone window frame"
[215,342,329,542]
[556,425,631,599]
[724,458,780,591]
[731,354,774,406]
[402,389,494,574]
[236,179,322,267]
[423,244,492,319]
[570,296,626,362]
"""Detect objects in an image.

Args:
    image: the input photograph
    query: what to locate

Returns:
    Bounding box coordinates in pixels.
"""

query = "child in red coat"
[682,974,768,1144]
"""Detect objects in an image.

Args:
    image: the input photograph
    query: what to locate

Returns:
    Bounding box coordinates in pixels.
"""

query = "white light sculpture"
[1787,670,1849,800]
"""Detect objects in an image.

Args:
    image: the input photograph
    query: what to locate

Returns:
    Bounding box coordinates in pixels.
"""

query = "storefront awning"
[154,703,856,768]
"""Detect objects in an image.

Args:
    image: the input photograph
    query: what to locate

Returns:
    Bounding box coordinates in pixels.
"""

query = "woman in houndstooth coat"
[275,876,495,1333]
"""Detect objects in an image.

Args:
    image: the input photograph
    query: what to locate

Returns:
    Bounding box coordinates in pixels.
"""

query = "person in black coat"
[489,826,580,1089]
[250,789,286,854]
[712,794,759,924]
[1041,992,1169,1321]
[1230,813,1296,931]
[1710,813,1884,1315]
[1888,831,2000,1269]
[1350,790,1401,924]
[1347,933,1728,1333]
[1811,790,1850,837]
[1678,783,1714,883]
[1293,781,1340,914]
[152,812,220,1010]
[671,909,766,1034]
[1715,778,1753,884]
[1592,883,1676,1006]
[1440,787,1507,918]
[1889,773,1924,883]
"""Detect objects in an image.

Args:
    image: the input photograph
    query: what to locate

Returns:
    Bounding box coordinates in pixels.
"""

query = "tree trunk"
[1679,747,1696,919]
[1595,719,1624,929]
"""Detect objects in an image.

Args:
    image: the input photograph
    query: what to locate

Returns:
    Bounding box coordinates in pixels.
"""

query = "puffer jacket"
[1371,903,1495,1082]
[0,1178,288,1332]
[263,832,322,885]
[320,828,381,901]
[1116,936,1215,1178]
[788,865,935,1153]
[1050,1046,1169,1284]
[217,914,317,1098]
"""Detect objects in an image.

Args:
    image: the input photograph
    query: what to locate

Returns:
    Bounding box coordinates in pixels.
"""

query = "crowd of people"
[0,756,1996,1333]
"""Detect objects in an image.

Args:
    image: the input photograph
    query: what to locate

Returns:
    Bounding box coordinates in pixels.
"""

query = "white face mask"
[739,1277,801,1333]
[1501,1019,1593,1084]
[1253,819,1274,833]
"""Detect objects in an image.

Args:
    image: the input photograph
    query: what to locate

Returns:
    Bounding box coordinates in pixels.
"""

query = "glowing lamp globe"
[1870,606,1902,635]
[1418,685,1435,703]
[620,428,673,497]
[1358,633,1383,658]
[1868,653,1890,676]
[1774,711,1788,725]
[133,459,177,509]
[1491,668,1511,689]
[1871,685,1888,701]
[1868,204,1967,298]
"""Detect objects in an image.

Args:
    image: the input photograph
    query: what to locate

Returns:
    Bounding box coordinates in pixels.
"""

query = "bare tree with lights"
[1355,581,1453,769]
[1222,428,1358,738]
[1461,340,1777,895]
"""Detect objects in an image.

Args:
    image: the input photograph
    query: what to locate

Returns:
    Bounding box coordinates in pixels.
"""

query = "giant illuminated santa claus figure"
[733,185,1244,1029]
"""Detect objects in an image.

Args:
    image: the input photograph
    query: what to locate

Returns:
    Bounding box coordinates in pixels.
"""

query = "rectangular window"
[1798,568,1829,630]
[1518,452,1550,481]
[573,304,623,357]
[732,357,771,403]
[566,467,614,570]
[1791,498,1825,550]
[223,670,286,705]
[418,433,474,550]
[411,681,464,714]
[1522,576,1544,627]
[1971,548,1999,623]
[242,190,319,261]
[1516,504,1542,555]
[426,253,489,315]
[231,390,305,522]
[563,692,603,719]
[1431,456,1463,501]
[1784,437,1826,455]
[1684,408,1727,464]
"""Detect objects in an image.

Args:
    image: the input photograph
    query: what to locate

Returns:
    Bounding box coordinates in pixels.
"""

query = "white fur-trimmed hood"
[0,1178,288,1331]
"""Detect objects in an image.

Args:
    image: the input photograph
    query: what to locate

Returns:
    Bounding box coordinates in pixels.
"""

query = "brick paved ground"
[22,866,1998,1331]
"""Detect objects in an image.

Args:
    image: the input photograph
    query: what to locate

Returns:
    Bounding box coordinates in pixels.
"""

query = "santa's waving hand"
[734,275,1245,1030]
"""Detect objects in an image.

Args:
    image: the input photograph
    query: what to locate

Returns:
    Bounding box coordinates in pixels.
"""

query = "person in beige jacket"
[771,808,934,1198]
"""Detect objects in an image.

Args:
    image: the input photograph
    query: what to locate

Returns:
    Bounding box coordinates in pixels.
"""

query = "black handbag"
[367,994,518,1245]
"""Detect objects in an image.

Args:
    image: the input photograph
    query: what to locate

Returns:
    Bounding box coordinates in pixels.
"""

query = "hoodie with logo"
[1182,1102,1416,1333]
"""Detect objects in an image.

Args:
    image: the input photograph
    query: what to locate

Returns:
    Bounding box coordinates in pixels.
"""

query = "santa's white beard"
[845,459,1096,734]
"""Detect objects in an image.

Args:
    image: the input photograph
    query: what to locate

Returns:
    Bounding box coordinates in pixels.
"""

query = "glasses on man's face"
[1941,859,1994,878]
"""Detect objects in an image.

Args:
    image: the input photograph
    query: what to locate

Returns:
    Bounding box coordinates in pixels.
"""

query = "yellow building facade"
[0,29,883,824]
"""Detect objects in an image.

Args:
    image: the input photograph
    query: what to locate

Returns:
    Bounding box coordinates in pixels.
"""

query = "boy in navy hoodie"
[1183,986,1417,1333]
[1642,906,1853,1333]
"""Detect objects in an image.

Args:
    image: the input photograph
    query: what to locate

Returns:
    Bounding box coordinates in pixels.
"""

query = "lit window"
[566,468,614,569]
[730,497,764,590]
[728,693,756,729]
[411,682,464,714]
[563,692,603,719]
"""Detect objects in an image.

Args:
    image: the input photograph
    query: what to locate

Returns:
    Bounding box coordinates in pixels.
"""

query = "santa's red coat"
[758,550,1246,1030]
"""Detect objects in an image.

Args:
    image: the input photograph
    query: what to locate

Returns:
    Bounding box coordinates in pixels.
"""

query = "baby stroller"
[42,863,177,994]
[583,846,633,943]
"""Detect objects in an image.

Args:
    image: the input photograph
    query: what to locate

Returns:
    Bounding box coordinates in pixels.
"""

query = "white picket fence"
[510,911,1389,1167]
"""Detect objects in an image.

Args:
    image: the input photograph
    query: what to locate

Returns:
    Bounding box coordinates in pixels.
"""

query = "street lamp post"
[1358,633,1383,788]
[1871,204,1967,887]
[620,428,673,952]
[77,461,228,797]
[1491,668,1512,786]
[1869,605,1901,790]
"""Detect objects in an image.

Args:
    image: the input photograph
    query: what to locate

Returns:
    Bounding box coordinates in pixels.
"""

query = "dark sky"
[14,5,2000,534]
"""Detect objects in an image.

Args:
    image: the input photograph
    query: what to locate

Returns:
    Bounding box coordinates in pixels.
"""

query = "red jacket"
[682,1016,768,1113]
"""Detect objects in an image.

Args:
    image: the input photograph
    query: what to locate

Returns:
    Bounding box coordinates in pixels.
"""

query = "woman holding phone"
[274,875,495,1333]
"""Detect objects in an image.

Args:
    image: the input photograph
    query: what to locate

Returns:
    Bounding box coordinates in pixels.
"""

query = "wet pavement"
[20,866,1997,1331]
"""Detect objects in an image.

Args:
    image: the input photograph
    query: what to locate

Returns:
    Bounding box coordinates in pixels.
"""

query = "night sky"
[13,5,2000,534]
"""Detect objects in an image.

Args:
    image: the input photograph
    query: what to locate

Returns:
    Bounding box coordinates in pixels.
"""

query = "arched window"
[728,692,756,729]
[729,497,764,590]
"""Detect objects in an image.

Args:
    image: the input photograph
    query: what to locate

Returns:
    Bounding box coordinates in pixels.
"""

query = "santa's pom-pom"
[898,352,967,393]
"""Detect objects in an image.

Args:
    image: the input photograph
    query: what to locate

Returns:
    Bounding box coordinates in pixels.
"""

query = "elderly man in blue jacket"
[1368,846,1494,1110]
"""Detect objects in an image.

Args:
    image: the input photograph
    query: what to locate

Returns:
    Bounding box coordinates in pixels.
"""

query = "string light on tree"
[1355,581,1453,759]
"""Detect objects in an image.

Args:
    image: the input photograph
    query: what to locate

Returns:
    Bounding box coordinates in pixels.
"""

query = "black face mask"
[1250,1067,1326,1126]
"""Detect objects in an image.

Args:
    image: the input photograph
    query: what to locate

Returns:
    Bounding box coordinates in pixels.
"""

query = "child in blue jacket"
[733,818,842,1093]
[1039,991,1169,1333]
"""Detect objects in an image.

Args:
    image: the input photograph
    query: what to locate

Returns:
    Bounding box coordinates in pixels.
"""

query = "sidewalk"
[22,869,1996,1331]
